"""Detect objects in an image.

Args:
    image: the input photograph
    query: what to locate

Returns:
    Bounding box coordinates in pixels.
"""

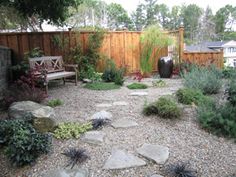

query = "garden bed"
[0,78,235,177]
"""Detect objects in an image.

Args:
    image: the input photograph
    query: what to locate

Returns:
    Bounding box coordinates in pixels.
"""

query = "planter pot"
[158,56,173,78]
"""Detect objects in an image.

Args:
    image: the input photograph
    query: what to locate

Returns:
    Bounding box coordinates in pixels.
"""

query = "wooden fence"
[0,27,224,74]
[0,29,182,73]
[182,50,224,68]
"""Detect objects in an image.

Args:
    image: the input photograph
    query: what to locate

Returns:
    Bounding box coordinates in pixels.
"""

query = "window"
[227,47,236,53]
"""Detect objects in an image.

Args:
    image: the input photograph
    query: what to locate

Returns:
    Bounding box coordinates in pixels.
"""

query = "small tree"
[140,25,174,74]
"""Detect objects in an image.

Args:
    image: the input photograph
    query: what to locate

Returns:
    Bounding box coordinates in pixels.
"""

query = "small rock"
[103,148,146,170]
[44,168,89,177]
[111,119,138,128]
[83,79,92,83]
[113,101,128,106]
[81,131,105,145]
[96,103,112,108]
[137,143,169,164]
[90,110,113,120]
[130,92,148,96]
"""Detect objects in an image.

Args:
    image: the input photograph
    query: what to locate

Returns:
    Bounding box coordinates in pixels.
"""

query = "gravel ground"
[0,78,236,177]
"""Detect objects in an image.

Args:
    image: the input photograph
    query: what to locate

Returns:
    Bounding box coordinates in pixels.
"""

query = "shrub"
[197,101,236,140]
[127,83,148,89]
[84,82,120,90]
[143,97,181,119]
[47,99,63,107]
[183,65,222,94]
[102,59,125,85]
[3,72,46,109]
[176,88,206,105]
[0,119,52,167]
[53,122,92,139]
[225,79,236,106]
[114,69,125,86]
[222,67,236,79]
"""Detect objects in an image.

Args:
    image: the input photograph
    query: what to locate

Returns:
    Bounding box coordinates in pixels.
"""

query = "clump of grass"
[47,99,63,107]
[84,82,120,90]
[127,83,148,89]
[62,148,89,169]
[176,88,207,105]
[143,97,181,119]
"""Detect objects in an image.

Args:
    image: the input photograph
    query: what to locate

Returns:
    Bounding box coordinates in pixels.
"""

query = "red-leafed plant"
[3,70,46,109]
[133,71,143,82]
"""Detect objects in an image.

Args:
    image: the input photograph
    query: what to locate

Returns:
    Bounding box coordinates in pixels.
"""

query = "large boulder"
[9,101,56,133]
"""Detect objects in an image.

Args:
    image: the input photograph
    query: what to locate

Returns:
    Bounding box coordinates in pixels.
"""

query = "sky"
[103,0,235,14]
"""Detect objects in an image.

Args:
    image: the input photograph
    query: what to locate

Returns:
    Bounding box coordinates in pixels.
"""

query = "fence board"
[182,51,223,68]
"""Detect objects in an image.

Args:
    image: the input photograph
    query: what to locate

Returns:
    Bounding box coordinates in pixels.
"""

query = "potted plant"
[140,25,174,77]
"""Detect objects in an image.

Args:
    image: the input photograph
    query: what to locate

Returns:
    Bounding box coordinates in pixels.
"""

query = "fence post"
[179,26,184,64]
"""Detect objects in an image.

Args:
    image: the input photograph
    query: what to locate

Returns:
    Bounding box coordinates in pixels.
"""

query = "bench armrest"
[64,64,78,72]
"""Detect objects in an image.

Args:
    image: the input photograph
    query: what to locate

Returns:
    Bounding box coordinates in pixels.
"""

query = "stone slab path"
[103,149,146,170]
[111,119,138,128]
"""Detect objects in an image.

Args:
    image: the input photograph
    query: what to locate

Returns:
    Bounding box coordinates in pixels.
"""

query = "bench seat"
[46,71,76,81]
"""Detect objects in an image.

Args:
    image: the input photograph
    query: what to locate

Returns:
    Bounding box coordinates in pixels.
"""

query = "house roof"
[185,40,236,52]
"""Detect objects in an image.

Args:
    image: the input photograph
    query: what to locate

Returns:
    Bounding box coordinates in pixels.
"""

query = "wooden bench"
[29,56,78,93]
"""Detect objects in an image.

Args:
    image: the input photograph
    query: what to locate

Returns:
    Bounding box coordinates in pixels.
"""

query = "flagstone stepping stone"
[137,143,169,164]
[111,119,138,128]
[81,131,105,145]
[95,103,112,108]
[150,175,164,177]
[113,101,128,106]
[103,149,146,170]
[44,168,89,177]
[130,92,148,96]
[90,110,113,120]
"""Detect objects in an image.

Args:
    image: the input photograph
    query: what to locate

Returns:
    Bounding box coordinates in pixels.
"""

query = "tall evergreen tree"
[131,4,146,31]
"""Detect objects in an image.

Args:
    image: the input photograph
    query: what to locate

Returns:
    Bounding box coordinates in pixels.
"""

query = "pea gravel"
[0,78,235,177]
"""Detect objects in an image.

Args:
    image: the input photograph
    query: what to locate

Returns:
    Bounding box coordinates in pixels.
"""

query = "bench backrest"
[29,56,65,74]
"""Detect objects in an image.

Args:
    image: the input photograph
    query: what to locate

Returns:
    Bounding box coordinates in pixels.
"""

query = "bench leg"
[45,82,48,95]
[63,78,66,85]
[75,74,78,86]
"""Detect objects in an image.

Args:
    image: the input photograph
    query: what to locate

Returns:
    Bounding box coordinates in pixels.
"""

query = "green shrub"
[0,119,52,167]
[222,67,236,79]
[47,99,63,107]
[143,97,181,119]
[127,83,148,89]
[183,65,222,94]
[114,69,125,86]
[102,59,117,82]
[84,82,120,90]
[226,79,236,106]
[176,88,206,105]
[53,122,92,139]
[102,59,125,85]
[197,101,236,140]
